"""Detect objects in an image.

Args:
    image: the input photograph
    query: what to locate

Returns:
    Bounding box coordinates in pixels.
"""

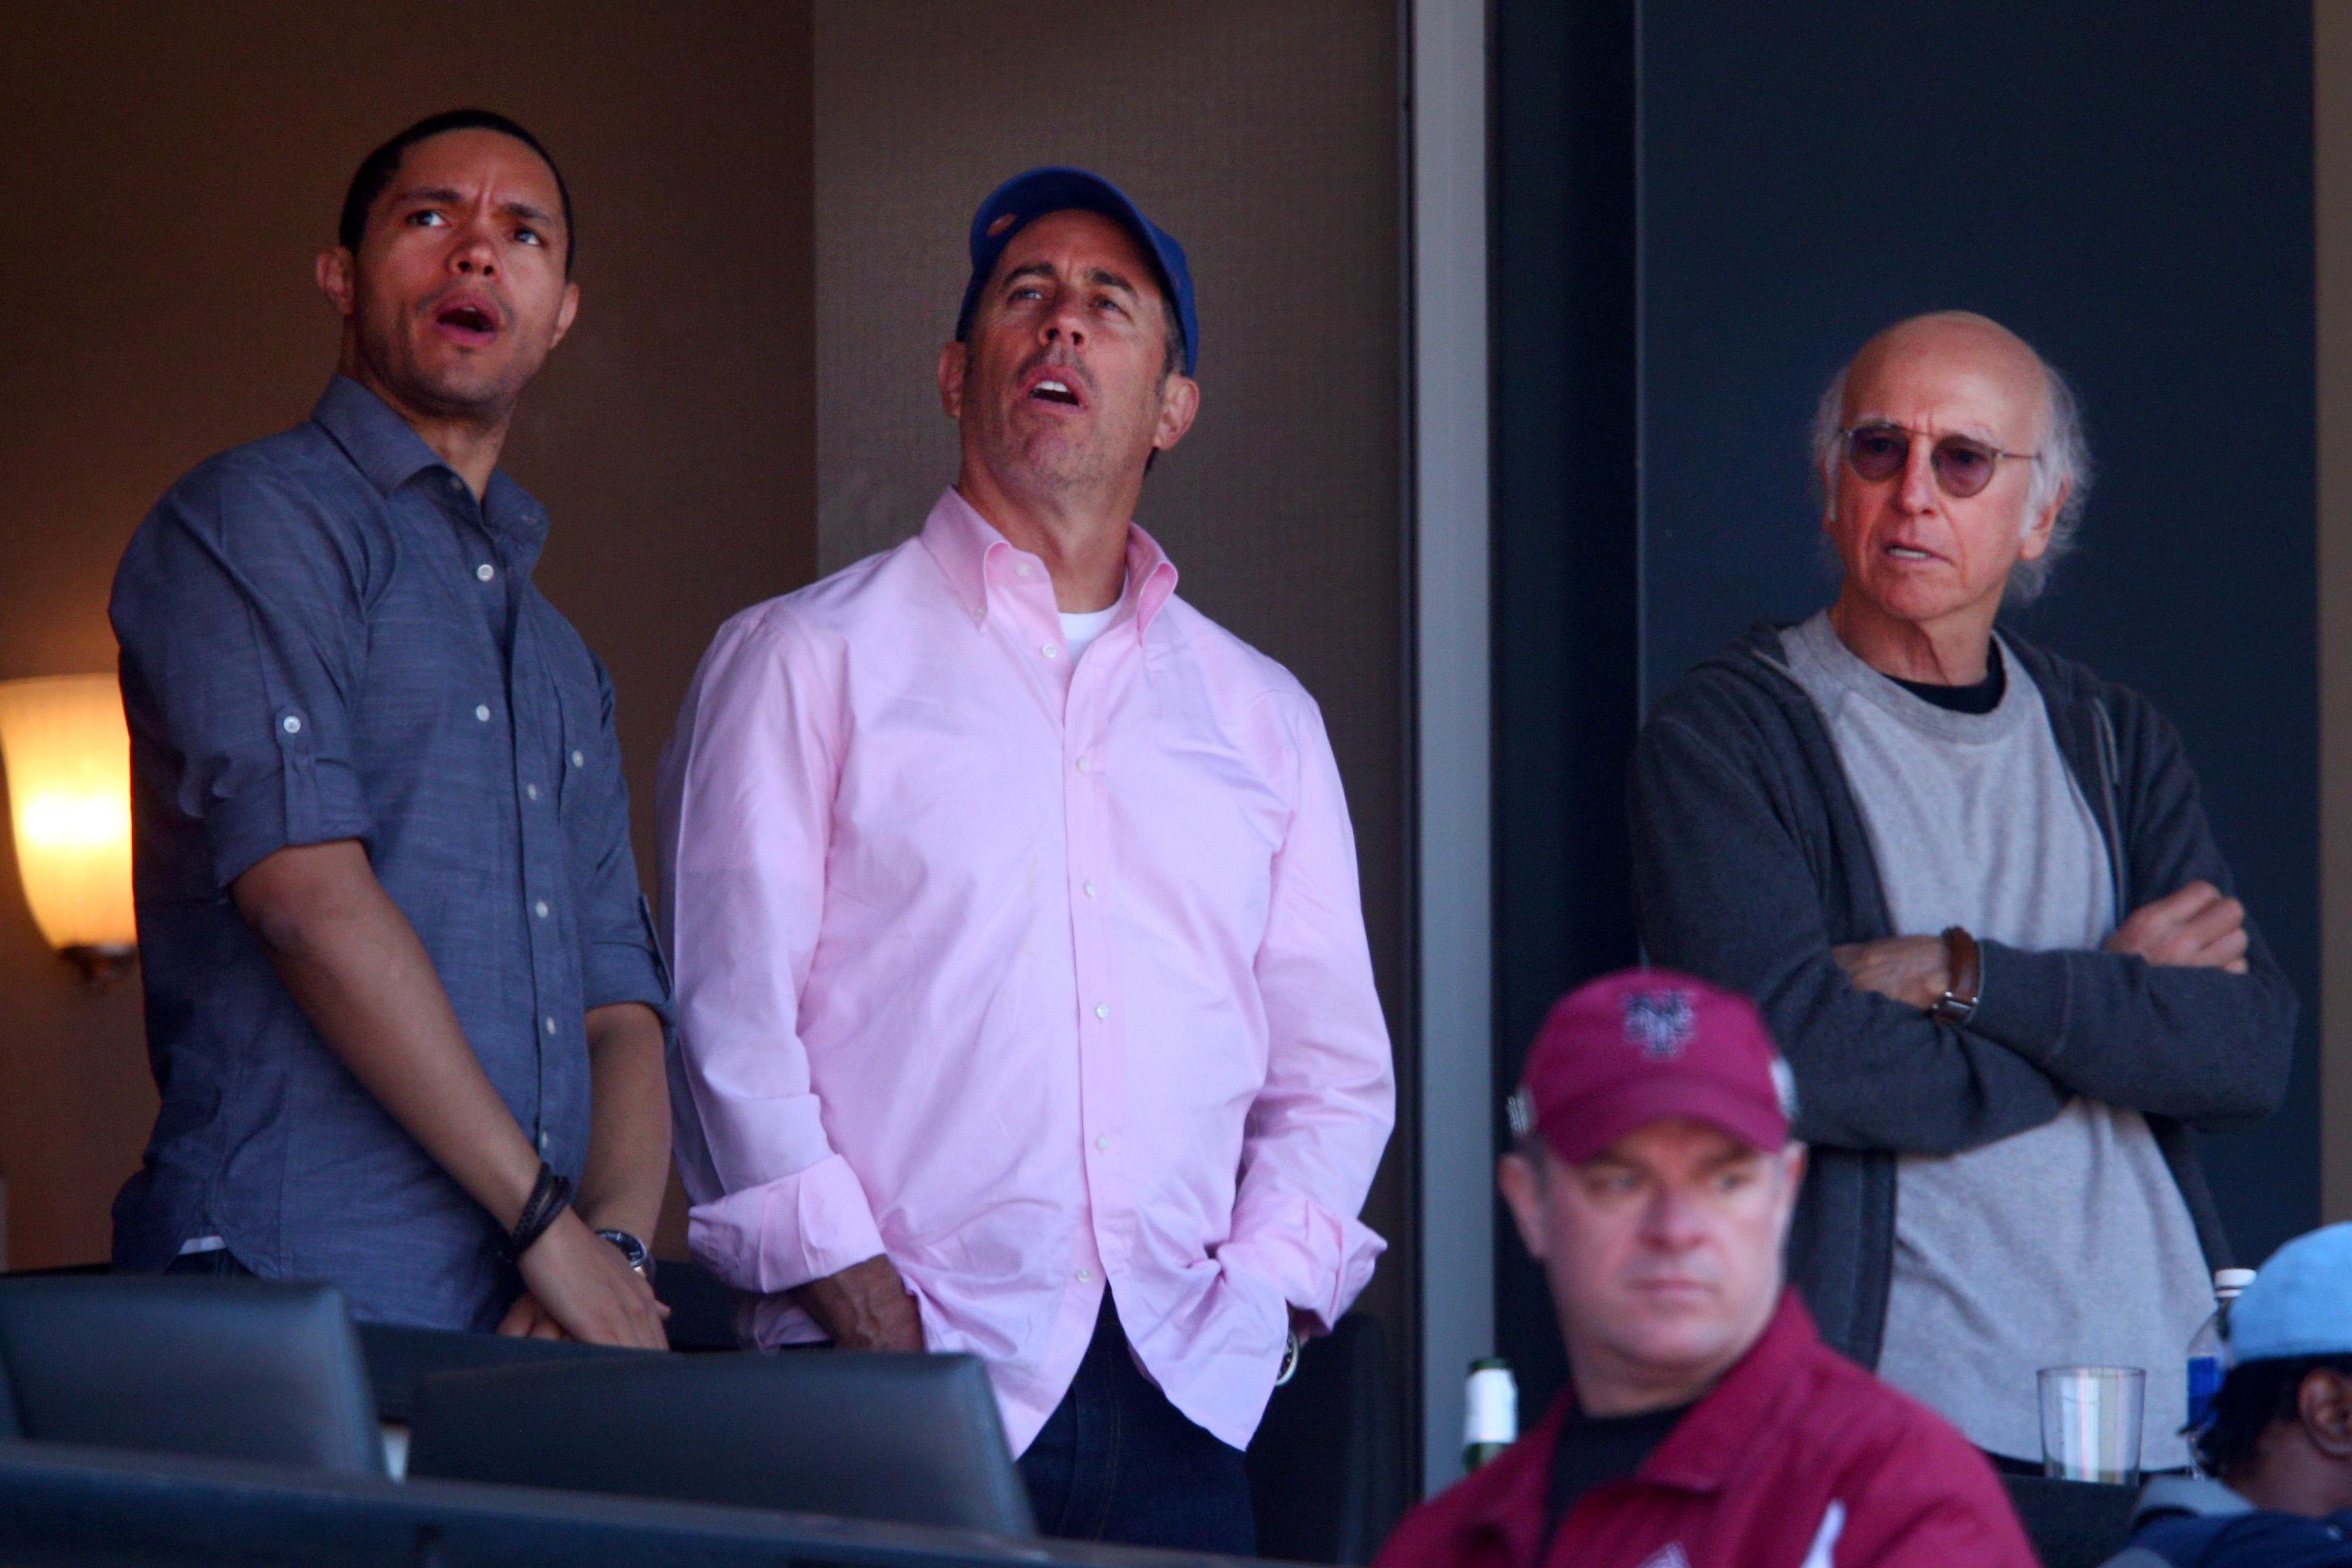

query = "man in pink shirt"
[657,167,1395,1552]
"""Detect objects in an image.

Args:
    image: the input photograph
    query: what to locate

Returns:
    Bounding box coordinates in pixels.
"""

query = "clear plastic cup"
[2039,1366,2146,1486]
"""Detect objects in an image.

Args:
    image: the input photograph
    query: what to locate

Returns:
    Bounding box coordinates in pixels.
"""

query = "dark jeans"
[1017,1295,1256,1555]
[162,1247,255,1279]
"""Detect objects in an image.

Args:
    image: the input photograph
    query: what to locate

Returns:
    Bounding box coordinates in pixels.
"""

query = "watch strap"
[1929,926,1983,1025]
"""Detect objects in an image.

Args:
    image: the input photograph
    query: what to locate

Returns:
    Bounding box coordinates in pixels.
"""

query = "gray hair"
[1808,344,2093,606]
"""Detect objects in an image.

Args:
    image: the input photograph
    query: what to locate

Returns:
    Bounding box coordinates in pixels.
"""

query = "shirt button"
[1075,1268,1092,1283]
[525,783,539,801]
[543,1016,557,1036]
[1083,881,1097,898]
[475,704,492,723]
[477,563,495,582]
[1095,1135,1109,1152]
[570,750,585,769]
[280,714,302,735]
[1041,643,1060,659]
[1094,1003,1110,1020]
[1075,756,1090,774]
[536,1128,549,1153]
[1017,562,1035,579]
[534,900,550,920]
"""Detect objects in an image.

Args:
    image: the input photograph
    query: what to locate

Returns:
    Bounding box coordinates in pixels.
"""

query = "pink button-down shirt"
[657,489,1395,1453]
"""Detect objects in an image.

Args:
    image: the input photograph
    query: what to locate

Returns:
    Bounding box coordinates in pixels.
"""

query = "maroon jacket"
[1376,1294,2035,1568]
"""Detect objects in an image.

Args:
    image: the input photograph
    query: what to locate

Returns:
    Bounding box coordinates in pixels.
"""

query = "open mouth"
[1884,543,1938,562]
[433,300,500,343]
[1029,377,1080,406]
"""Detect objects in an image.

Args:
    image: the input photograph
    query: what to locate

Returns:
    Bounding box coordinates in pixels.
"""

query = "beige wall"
[2323,0,2352,1224]
[812,0,1415,1423]
[0,3,817,1266]
[1,8,1414,1388]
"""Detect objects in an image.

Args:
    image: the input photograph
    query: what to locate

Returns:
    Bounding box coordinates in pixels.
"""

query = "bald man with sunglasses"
[1627,311,2295,1470]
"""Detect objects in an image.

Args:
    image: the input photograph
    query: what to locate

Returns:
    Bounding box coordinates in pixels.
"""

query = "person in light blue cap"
[2099,1222,2352,1566]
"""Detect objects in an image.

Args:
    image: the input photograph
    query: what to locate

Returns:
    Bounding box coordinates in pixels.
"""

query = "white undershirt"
[1058,580,1125,663]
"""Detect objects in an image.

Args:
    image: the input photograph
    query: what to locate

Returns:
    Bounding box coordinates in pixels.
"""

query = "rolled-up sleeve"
[567,654,672,1024]
[110,459,375,893]
[660,605,884,1296]
[1217,692,1395,1330]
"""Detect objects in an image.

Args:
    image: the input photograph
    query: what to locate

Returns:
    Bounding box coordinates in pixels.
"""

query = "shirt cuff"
[584,941,675,1027]
[685,1152,886,1296]
[1218,1191,1386,1332]
[203,758,372,889]
[1963,939,2073,1066]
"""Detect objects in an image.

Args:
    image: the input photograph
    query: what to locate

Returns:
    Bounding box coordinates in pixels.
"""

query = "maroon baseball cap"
[1510,969,1796,1165]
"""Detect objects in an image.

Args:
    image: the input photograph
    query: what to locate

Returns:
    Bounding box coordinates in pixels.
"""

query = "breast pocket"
[544,653,608,825]
[360,590,498,762]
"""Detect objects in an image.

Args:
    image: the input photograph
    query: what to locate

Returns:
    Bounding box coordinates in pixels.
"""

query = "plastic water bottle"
[2185,1267,2256,1470]
[1463,1357,1518,1472]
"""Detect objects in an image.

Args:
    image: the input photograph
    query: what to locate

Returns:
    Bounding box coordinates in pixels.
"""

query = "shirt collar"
[918,486,1181,638]
[1449,1289,1816,1567]
[1633,1289,1817,1494]
[311,375,550,558]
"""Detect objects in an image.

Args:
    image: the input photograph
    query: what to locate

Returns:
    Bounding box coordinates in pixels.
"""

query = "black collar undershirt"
[1545,1400,1695,1538]
[1886,639,2006,715]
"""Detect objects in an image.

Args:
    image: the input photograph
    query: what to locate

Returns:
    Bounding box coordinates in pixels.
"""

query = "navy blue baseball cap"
[954,167,1197,376]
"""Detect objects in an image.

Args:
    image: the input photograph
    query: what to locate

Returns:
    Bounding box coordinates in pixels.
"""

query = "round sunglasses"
[1841,424,2041,499]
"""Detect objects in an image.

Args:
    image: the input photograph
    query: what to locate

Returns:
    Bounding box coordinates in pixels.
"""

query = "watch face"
[597,1229,649,1272]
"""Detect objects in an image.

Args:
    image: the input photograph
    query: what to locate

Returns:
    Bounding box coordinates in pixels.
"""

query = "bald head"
[1847,312,2052,434]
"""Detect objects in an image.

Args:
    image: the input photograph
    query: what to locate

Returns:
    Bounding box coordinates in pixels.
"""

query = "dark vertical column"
[1492,0,2319,1416]
[1637,0,2317,1266]
[1490,0,1643,1416]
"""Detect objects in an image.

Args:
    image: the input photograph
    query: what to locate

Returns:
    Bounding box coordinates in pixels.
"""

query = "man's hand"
[1831,935,1950,1010]
[496,1291,566,1341]
[791,1253,924,1351]
[235,842,675,1352]
[510,1208,669,1349]
[2106,881,2249,974]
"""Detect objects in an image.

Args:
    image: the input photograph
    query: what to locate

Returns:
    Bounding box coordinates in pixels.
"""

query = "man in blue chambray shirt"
[108,110,670,1345]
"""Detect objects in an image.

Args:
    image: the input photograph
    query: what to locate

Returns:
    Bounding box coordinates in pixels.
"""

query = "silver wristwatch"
[596,1228,653,1279]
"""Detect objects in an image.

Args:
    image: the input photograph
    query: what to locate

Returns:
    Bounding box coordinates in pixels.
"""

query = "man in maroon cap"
[1375,970,2035,1568]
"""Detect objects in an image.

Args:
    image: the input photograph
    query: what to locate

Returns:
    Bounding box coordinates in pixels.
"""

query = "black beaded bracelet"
[506,1161,575,1259]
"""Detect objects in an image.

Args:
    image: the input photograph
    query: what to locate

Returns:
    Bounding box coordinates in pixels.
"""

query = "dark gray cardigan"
[1628,622,2297,1369]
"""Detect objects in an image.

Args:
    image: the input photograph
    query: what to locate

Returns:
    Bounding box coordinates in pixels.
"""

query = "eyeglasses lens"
[1931,440,1998,498]
[1844,428,2002,498]
[1845,428,1908,482]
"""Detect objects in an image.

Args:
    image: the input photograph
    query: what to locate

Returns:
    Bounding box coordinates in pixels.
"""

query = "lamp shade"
[0,674,136,954]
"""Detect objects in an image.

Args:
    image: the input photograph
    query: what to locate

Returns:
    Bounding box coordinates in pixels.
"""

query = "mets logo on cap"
[1622,988,1697,1059]
[1512,968,1794,1165]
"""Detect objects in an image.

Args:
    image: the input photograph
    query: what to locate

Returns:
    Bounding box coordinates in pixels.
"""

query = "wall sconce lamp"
[0,675,137,986]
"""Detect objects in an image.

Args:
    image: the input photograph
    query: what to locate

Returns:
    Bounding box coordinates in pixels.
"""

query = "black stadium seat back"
[0,1275,382,1475]
[408,1350,1034,1535]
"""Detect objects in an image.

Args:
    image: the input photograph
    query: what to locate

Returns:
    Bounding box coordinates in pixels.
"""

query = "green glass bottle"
[1463,1356,1517,1471]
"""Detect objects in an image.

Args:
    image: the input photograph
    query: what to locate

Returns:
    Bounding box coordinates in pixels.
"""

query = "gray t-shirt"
[1781,612,2213,1465]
